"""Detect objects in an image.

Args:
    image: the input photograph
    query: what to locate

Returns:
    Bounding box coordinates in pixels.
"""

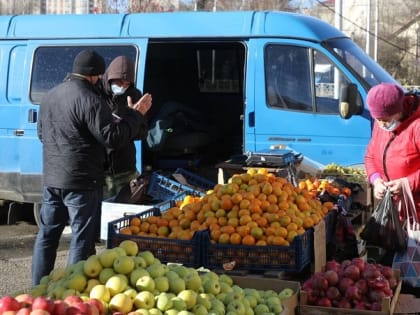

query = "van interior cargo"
[142,41,246,177]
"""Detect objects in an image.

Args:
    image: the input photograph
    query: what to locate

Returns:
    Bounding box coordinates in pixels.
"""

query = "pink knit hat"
[366,83,404,119]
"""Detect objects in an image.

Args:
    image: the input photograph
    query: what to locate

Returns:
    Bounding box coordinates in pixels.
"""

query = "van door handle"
[14,129,24,136]
[28,109,38,123]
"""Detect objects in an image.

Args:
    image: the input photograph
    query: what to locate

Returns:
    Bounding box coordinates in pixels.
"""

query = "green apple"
[192,304,209,315]
[134,291,155,309]
[136,275,156,292]
[113,255,135,274]
[62,288,78,299]
[133,256,147,269]
[278,287,294,300]
[105,274,128,296]
[99,267,116,284]
[146,263,166,278]
[67,271,88,292]
[90,284,111,303]
[202,278,221,295]
[177,311,194,315]
[268,301,283,314]
[210,298,225,315]
[172,265,189,278]
[154,276,169,293]
[224,291,244,304]
[134,309,151,315]
[184,272,202,291]
[254,303,270,315]
[148,308,163,315]
[119,240,139,256]
[196,293,212,310]
[83,255,103,278]
[177,289,197,310]
[219,282,233,294]
[165,270,180,281]
[109,292,133,314]
[98,248,118,268]
[164,310,179,315]
[218,274,233,286]
[124,287,138,302]
[168,276,185,294]
[171,296,187,311]
[227,300,246,315]
[138,250,155,266]
[155,292,173,311]
[244,294,258,308]
[84,278,101,294]
[114,246,128,256]
[129,268,150,287]
[231,285,244,295]
[49,267,66,282]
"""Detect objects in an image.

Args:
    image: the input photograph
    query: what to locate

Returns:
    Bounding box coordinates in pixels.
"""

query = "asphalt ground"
[0,207,105,296]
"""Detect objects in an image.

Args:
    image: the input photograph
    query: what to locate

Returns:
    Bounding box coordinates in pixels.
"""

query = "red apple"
[86,299,105,315]
[312,273,329,291]
[369,289,386,303]
[351,257,366,273]
[337,298,352,309]
[338,277,354,295]
[355,279,368,295]
[0,296,21,313]
[52,300,68,315]
[15,294,34,308]
[324,270,339,286]
[29,310,51,315]
[345,286,362,301]
[32,297,54,314]
[343,264,361,281]
[63,296,83,306]
[316,297,332,307]
[16,307,32,315]
[325,260,341,273]
[326,286,341,301]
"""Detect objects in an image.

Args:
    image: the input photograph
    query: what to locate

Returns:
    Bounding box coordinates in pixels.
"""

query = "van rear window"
[30,45,138,104]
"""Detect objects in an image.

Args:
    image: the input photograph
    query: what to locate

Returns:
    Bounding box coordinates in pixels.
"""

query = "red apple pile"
[302,258,399,311]
[0,294,105,315]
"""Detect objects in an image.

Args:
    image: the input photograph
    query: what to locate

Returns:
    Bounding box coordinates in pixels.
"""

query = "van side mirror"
[339,83,362,119]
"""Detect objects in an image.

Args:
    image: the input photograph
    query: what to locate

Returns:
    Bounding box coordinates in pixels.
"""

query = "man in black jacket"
[32,50,147,285]
[100,55,152,199]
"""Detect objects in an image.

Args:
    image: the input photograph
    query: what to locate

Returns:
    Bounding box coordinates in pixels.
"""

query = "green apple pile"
[23,240,295,315]
[322,163,366,184]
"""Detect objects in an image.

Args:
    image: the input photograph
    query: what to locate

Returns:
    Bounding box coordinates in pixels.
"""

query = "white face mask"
[379,119,400,132]
[111,83,128,96]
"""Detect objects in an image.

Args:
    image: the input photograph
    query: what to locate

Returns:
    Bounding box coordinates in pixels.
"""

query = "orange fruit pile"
[120,168,334,246]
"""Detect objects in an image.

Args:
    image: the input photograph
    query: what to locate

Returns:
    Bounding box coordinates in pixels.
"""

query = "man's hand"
[128,93,152,115]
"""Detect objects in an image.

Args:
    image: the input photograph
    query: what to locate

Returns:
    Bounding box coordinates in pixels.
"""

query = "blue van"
[0,11,398,221]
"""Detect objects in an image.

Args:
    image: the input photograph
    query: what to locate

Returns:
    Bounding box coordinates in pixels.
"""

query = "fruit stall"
[0,161,418,315]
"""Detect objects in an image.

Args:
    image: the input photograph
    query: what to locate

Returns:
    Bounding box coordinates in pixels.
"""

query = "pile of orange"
[120,168,335,246]
[298,177,352,198]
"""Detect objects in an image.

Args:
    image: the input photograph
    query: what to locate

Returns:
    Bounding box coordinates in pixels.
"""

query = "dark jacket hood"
[103,56,136,85]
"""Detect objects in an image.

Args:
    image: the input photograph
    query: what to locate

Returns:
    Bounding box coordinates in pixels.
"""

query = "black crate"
[201,228,313,272]
[107,207,202,267]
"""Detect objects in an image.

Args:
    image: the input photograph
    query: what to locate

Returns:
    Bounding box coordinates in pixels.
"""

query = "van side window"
[265,45,312,111]
[314,50,351,114]
[30,46,138,104]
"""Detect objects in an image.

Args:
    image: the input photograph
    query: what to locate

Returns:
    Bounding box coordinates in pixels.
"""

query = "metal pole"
[374,0,379,61]
[366,0,371,56]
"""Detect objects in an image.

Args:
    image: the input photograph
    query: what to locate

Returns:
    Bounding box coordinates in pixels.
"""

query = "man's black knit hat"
[72,50,105,75]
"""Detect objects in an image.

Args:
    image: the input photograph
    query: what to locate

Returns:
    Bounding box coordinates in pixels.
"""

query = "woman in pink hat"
[365,83,420,213]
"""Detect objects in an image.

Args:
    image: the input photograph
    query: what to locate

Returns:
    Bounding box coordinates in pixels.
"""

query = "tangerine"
[242,234,256,245]
[230,233,242,245]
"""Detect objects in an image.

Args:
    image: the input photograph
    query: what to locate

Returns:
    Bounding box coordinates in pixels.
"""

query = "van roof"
[0,11,345,41]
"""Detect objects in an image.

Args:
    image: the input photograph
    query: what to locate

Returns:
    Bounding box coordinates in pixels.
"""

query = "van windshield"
[323,38,398,89]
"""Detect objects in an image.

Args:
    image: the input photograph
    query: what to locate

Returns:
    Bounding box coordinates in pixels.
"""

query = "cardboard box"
[100,198,152,240]
[231,275,300,315]
[299,271,402,315]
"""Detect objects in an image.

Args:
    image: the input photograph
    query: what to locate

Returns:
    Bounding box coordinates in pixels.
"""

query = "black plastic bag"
[360,188,406,252]
[331,208,359,261]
